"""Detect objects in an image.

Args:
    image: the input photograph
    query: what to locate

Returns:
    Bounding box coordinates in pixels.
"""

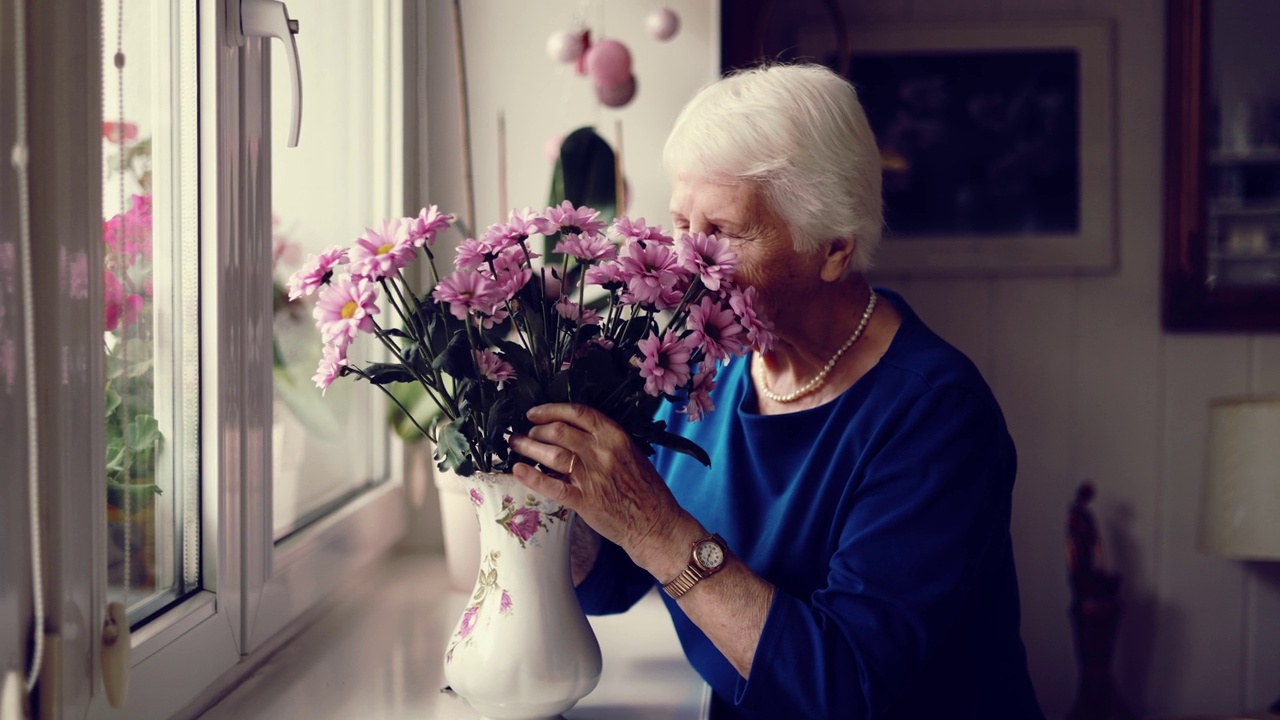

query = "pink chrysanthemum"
[350,219,414,281]
[313,276,380,347]
[312,342,349,394]
[474,349,517,390]
[586,260,628,288]
[553,232,617,262]
[534,200,606,237]
[619,242,682,307]
[634,330,693,397]
[288,245,350,300]
[610,216,674,246]
[677,232,738,292]
[483,247,534,306]
[407,205,454,248]
[433,269,500,321]
[729,285,776,353]
[680,366,717,422]
[687,296,747,362]
[555,297,601,325]
[453,237,489,272]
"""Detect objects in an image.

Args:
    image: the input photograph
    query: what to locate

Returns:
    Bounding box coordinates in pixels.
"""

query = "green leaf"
[104,384,121,419]
[124,414,161,449]
[435,423,471,474]
[636,423,712,467]
[360,362,417,386]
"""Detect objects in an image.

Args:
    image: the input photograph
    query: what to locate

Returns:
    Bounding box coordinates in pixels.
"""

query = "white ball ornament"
[646,8,679,41]
[546,30,585,63]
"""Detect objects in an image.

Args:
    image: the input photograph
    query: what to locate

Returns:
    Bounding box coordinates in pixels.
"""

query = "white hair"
[663,64,883,273]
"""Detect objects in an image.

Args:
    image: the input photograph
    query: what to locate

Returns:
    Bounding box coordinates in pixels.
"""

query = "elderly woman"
[509,64,1044,720]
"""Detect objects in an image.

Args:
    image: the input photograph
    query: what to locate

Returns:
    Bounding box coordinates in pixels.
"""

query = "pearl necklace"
[755,291,877,403]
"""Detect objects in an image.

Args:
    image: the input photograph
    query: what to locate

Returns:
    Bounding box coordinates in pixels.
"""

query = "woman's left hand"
[509,403,687,568]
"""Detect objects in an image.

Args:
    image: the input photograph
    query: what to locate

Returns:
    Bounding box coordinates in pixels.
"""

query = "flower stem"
[350,366,438,443]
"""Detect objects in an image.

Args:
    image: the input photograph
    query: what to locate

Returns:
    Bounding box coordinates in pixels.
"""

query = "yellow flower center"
[377,242,395,256]
[341,300,359,319]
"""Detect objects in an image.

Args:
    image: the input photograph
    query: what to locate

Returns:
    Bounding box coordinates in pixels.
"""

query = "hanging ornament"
[585,39,632,87]
[646,7,680,41]
[595,74,637,108]
[546,29,588,64]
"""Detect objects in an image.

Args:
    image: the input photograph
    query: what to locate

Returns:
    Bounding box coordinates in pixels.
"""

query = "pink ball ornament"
[646,8,680,41]
[585,39,632,87]
[595,74,637,108]
[546,30,586,64]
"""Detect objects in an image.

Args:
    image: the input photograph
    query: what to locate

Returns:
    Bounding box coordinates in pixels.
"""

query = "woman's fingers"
[508,434,577,476]
[527,403,609,436]
[511,462,578,506]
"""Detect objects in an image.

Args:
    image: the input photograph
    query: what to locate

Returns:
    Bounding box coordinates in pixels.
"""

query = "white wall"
[419,0,719,233]
[421,0,1280,718]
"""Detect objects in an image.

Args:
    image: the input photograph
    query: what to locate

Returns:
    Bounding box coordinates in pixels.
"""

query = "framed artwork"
[781,21,1117,276]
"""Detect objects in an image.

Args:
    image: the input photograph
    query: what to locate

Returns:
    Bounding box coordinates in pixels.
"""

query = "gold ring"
[568,454,577,475]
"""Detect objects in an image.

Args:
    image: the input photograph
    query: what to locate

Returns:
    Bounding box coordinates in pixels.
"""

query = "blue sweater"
[577,289,1043,720]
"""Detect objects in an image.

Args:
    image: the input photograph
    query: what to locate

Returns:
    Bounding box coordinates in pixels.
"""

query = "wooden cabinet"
[1164,0,1280,330]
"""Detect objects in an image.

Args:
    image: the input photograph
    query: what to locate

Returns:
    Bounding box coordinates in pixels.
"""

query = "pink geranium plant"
[289,201,774,475]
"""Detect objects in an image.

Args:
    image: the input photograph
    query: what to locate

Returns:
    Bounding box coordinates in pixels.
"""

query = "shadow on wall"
[1107,502,1164,716]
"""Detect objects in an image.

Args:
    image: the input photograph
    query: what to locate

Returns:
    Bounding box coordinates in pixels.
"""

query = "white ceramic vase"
[443,472,602,720]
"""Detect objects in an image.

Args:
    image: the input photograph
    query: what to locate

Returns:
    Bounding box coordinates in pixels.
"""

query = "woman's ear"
[820,237,857,282]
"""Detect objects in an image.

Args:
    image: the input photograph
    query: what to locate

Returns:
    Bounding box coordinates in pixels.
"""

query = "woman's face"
[669,173,824,331]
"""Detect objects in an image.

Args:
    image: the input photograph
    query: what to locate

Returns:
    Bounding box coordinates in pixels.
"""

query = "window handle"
[239,0,304,147]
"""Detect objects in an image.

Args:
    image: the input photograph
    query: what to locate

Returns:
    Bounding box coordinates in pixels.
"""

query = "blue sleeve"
[575,536,656,615]
[729,386,1014,718]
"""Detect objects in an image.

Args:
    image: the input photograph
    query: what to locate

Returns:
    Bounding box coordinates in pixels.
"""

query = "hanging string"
[10,0,44,695]
[112,0,132,610]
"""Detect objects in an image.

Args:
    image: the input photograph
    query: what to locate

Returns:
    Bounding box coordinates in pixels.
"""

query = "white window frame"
[25,1,411,717]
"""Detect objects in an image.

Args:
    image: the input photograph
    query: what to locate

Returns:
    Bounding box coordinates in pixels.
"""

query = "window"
[22,1,411,716]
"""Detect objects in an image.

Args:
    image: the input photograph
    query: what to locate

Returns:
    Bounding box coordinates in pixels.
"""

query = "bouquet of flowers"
[287,201,773,476]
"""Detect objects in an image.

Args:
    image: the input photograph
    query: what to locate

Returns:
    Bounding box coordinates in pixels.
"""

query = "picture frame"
[797,21,1116,276]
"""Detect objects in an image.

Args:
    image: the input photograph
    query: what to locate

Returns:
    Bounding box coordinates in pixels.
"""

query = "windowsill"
[193,552,708,719]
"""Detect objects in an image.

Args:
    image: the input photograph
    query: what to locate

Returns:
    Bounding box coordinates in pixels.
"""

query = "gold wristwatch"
[662,533,728,599]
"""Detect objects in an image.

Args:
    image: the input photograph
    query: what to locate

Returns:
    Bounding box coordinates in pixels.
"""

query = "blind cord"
[9,0,45,695]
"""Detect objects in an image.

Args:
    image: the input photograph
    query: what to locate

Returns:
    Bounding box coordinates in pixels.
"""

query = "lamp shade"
[1200,395,1280,560]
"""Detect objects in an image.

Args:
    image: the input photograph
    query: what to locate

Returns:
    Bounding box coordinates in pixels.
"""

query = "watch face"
[695,538,725,570]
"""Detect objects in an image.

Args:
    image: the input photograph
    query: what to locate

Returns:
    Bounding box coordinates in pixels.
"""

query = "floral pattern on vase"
[445,548,512,663]
[443,472,601,720]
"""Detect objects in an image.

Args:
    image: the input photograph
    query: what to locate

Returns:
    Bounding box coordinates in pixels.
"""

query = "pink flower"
[610,216,673,246]
[469,488,484,506]
[635,331,693,397]
[102,121,138,144]
[288,245,350,300]
[474,349,517,389]
[555,297,601,325]
[102,195,153,266]
[554,232,617,262]
[729,286,776,353]
[350,219,414,281]
[586,260,628,288]
[534,200,606,237]
[677,232,737,292]
[680,366,717,422]
[504,507,543,542]
[407,205,454,248]
[502,495,514,505]
[313,276,380,347]
[453,237,489,272]
[459,605,480,639]
[103,270,144,332]
[499,591,512,615]
[687,296,747,362]
[433,270,499,321]
[619,242,682,307]
[312,343,349,394]
[484,247,534,302]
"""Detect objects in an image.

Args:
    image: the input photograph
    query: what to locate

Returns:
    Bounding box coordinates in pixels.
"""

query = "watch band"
[662,533,727,600]
[662,564,708,599]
